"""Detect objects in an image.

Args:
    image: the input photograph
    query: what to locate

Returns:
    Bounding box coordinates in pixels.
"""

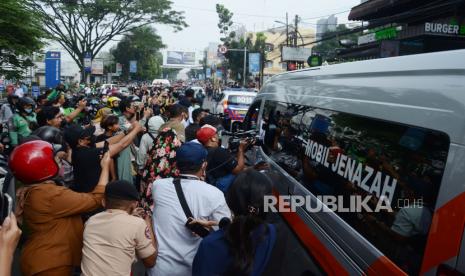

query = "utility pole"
[243,46,247,87]
[286,13,289,46]
[294,15,299,47]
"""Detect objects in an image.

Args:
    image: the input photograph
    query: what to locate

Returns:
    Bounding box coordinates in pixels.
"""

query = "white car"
[152,79,171,87]
[215,90,257,131]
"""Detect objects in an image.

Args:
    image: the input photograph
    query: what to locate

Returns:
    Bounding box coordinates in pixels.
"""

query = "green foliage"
[215,4,267,82]
[222,33,267,82]
[111,26,165,81]
[216,4,234,44]
[31,0,188,76]
[312,25,359,62]
[0,0,47,79]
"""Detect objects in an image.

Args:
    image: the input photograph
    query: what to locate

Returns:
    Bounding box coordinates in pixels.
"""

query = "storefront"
[339,0,465,60]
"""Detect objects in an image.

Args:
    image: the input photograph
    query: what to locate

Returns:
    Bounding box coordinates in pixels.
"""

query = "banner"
[45,51,61,88]
[216,70,223,79]
[206,68,211,78]
[84,52,92,73]
[282,46,312,62]
[249,53,260,74]
[165,51,196,66]
[32,86,40,98]
[129,60,137,73]
[91,59,104,75]
[116,63,123,76]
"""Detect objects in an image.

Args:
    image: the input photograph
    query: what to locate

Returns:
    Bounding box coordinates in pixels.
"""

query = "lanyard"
[179,175,200,181]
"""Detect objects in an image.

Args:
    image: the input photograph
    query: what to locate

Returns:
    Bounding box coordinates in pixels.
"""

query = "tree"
[312,25,359,62]
[111,26,165,81]
[215,4,267,83]
[216,4,235,45]
[0,0,47,79]
[31,0,187,80]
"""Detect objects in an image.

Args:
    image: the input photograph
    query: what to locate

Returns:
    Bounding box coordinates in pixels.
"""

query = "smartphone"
[0,193,12,225]
[185,217,210,238]
[103,140,109,154]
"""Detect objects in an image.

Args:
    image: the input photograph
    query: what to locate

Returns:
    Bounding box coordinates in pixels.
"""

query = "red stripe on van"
[366,256,406,276]
[272,190,349,276]
[421,192,465,274]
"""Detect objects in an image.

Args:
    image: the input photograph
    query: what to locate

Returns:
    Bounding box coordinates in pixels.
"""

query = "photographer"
[196,124,249,193]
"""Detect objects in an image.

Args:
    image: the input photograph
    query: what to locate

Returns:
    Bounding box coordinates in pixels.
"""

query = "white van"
[152,79,171,87]
[241,49,465,275]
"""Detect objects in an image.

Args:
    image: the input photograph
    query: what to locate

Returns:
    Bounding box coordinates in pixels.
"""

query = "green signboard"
[308,55,322,67]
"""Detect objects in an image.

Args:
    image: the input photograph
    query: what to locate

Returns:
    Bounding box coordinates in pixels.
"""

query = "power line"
[172,4,286,19]
[172,4,353,21]
[300,9,351,21]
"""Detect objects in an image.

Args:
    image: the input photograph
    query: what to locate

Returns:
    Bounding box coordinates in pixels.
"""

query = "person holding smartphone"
[0,213,21,276]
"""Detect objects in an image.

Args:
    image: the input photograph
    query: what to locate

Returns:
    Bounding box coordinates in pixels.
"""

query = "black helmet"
[18,97,35,107]
[32,126,66,151]
[17,97,35,114]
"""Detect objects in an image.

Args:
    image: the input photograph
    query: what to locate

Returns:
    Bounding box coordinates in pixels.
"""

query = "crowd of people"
[0,82,280,276]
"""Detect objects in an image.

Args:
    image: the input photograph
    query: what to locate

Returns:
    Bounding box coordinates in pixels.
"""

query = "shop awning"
[349,0,431,21]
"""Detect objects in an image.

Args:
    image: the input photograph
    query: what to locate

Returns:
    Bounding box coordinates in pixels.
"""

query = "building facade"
[339,0,465,60]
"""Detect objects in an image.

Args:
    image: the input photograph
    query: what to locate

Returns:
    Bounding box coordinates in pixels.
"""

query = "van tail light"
[223,100,228,110]
[436,264,463,276]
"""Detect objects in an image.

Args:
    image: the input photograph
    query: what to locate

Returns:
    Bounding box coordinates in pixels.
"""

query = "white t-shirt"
[391,205,432,237]
[149,176,231,276]
[14,87,24,98]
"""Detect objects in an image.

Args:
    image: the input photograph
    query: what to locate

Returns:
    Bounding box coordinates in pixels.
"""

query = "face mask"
[24,108,33,114]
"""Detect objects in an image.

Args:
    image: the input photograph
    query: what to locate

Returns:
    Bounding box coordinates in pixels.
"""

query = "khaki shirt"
[81,209,156,276]
[158,119,186,142]
[21,183,104,276]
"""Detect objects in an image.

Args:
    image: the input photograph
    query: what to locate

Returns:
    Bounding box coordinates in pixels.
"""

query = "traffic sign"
[218,45,228,54]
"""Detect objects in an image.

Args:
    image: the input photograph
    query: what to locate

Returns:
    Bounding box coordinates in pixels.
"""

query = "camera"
[224,130,262,153]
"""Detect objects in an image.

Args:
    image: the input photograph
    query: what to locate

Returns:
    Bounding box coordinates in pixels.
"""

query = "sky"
[51,0,362,76]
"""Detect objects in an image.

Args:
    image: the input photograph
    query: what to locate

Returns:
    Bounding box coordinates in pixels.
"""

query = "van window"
[260,100,450,274]
[243,100,261,131]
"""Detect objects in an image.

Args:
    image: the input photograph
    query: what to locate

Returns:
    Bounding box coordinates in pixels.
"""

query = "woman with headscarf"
[92,107,112,136]
[136,115,165,172]
[139,128,181,216]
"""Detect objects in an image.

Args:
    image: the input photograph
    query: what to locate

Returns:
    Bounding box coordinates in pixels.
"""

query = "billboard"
[91,59,104,75]
[116,63,122,76]
[45,51,61,88]
[84,52,92,72]
[282,46,312,62]
[165,51,196,66]
[129,60,137,73]
[249,53,260,74]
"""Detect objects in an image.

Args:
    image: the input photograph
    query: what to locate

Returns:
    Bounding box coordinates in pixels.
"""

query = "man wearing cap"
[66,121,143,193]
[81,180,157,276]
[196,124,248,192]
[149,142,231,276]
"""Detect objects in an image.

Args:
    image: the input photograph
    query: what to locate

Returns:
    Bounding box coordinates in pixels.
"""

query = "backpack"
[142,129,180,182]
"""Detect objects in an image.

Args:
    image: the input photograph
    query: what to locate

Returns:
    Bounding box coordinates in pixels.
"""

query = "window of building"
[265,60,274,68]
[260,100,450,275]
